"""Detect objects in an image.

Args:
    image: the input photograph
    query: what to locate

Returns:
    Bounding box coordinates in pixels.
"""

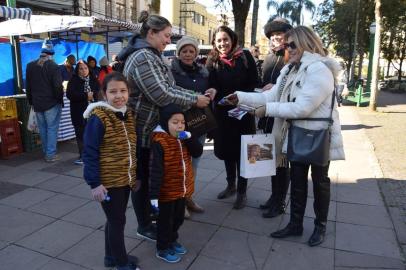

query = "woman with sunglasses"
[226,26,345,246]
[206,25,259,209]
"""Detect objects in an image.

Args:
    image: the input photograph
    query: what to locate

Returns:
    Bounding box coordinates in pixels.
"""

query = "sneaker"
[170,241,187,255]
[74,158,83,165]
[136,225,157,242]
[45,154,60,163]
[156,249,181,263]
[104,255,139,268]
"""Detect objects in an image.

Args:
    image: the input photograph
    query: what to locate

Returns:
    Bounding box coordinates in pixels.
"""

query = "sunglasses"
[284,41,297,50]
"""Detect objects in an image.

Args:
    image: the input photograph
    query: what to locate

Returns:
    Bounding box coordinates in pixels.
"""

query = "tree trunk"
[369,0,382,111]
[231,0,252,47]
[357,53,364,79]
[251,0,259,46]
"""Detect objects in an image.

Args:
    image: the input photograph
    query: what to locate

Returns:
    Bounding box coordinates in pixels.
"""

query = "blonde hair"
[285,26,326,57]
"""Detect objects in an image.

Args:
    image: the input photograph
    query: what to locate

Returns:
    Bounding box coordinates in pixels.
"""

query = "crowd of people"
[25,10,345,270]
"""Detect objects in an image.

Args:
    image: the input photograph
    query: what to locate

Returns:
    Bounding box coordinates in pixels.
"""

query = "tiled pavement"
[0,106,404,270]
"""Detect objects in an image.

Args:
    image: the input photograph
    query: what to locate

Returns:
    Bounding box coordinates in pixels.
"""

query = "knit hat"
[264,18,292,39]
[99,56,109,66]
[87,55,97,64]
[41,39,55,55]
[159,104,184,133]
[176,36,199,56]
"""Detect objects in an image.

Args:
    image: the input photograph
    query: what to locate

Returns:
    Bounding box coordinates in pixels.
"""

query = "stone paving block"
[62,201,106,229]
[194,179,209,195]
[276,215,336,249]
[200,227,257,268]
[0,166,30,182]
[338,178,380,192]
[124,208,140,239]
[63,182,92,200]
[188,198,233,226]
[263,239,334,270]
[129,240,195,270]
[388,207,406,244]
[39,259,88,270]
[248,177,272,191]
[63,167,84,179]
[195,167,223,183]
[40,158,78,174]
[336,222,402,259]
[200,149,216,160]
[16,160,55,171]
[195,182,235,204]
[0,245,51,270]
[0,181,29,200]
[0,205,54,242]
[211,170,227,184]
[178,220,218,253]
[222,205,281,236]
[336,184,385,206]
[59,230,140,270]
[0,240,8,250]
[335,249,404,269]
[198,158,226,172]
[28,193,89,218]
[35,175,83,192]
[2,170,57,186]
[17,220,93,257]
[0,188,56,209]
[285,198,337,221]
[188,255,250,270]
[336,202,393,229]
[246,186,275,209]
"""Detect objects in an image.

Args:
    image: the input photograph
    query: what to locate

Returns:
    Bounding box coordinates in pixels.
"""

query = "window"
[202,16,205,26]
[84,0,92,15]
[105,0,112,18]
[131,0,137,22]
[116,1,126,21]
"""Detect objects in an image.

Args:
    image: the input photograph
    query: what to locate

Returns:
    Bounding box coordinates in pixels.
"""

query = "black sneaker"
[136,225,157,242]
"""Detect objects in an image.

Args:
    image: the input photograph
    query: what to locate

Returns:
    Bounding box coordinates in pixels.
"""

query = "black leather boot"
[262,202,285,218]
[259,196,273,209]
[270,223,303,238]
[217,184,236,199]
[308,224,326,246]
[233,193,247,209]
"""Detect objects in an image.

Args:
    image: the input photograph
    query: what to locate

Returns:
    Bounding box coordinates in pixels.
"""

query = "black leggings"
[101,186,130,267]
[157,198,185,251]
[73,123,84,158]
[224,159,248,194]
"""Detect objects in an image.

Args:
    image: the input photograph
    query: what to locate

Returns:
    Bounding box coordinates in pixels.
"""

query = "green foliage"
[267,0,315,25]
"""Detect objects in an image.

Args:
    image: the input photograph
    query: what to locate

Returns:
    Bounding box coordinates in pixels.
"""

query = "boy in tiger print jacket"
[149,104,203,263]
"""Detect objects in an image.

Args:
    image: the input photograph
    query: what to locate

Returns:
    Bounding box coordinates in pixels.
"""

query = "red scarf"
[219,47,243,67]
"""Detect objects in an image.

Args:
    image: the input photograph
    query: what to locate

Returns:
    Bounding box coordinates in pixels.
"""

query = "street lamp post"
[366,22,376,97]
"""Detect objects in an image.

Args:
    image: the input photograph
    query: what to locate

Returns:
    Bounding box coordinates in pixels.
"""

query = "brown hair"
[138,10,172,38]
[285,26,326,57]
[208,25,239,63]
[102,72,129,93]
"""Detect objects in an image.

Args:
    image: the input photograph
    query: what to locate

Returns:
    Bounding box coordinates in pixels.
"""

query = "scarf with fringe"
[219,47,243,67]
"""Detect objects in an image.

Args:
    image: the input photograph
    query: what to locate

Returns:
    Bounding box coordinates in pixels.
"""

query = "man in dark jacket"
[259,17,293,218]
[26,39,64,162]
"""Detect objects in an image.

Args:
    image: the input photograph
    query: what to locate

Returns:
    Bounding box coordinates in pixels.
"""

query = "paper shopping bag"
[240,134,276,178]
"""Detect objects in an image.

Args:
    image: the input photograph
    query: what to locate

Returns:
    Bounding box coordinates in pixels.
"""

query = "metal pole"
[366,26,375,95]
[106,27,109,59]
[75,33,79,61]
[369,1,382,112]
[251,0,259,46]
[7,0,23,94]
[349,0,360,82]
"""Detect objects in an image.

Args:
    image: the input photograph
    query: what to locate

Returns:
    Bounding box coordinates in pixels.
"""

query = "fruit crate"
[20,128,42,153]
[0,119,23,159]
[0,98,18,121]
[15,96,30,125]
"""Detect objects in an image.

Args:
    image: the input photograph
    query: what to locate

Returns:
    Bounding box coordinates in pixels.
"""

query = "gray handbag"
[287,90,335,167]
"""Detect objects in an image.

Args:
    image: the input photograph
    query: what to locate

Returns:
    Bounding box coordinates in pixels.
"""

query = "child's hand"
[132,180,141,192]
[91,185,108,202]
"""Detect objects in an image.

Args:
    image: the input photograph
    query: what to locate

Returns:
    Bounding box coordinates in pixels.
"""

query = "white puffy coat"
[237,52,345,161]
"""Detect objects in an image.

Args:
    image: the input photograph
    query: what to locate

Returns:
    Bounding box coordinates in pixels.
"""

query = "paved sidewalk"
[0,106,404,270]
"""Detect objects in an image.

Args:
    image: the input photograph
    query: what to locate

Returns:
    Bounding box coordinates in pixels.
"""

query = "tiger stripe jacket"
[82,102,137,189]
[149,126,203,202]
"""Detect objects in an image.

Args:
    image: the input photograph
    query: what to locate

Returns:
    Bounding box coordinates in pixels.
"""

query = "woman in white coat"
[227,26,345,247]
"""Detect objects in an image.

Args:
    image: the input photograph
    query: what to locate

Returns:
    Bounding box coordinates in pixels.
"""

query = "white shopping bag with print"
[27,107,39,133]
[240,134,276,178]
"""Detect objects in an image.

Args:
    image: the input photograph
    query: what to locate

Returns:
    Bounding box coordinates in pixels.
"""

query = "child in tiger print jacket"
[82,72,140,270]
[149,104,203,263]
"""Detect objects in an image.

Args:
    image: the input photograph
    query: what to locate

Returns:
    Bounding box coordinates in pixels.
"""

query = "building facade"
[160,0,218,45]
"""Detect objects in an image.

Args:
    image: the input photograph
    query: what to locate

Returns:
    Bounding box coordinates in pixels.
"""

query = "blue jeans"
[192,134,206,176]
[35,104,62,158]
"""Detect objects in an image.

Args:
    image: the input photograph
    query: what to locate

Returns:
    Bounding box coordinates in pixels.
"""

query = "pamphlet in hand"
[228,104,258,120]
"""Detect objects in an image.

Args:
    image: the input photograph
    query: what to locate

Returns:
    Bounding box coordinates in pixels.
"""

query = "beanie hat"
[99,56,109,66]
[264,18,292,39]
[176,36,199,56]
[159,104,184,133]
[87,55,97,64]
[41,39,55,55]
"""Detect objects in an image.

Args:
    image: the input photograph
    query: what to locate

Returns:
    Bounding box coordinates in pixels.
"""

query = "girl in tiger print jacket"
[149,104,203,262]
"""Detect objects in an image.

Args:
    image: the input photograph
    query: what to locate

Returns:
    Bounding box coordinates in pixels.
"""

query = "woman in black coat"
[206,26,259,209]
[67,60,99,165]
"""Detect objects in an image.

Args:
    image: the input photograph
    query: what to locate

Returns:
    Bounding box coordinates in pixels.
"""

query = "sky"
[195,0,324,26]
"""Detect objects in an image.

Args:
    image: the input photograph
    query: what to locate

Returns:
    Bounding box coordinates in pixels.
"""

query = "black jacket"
[262,49,285,86]
[26,58,64,112]
[171,58,209,94]
[66,74,99,127]
[207,50,259,160]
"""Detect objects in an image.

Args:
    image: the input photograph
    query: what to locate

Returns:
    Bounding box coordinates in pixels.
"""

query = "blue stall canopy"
[0,6,31,20]
[0,39,105,96]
